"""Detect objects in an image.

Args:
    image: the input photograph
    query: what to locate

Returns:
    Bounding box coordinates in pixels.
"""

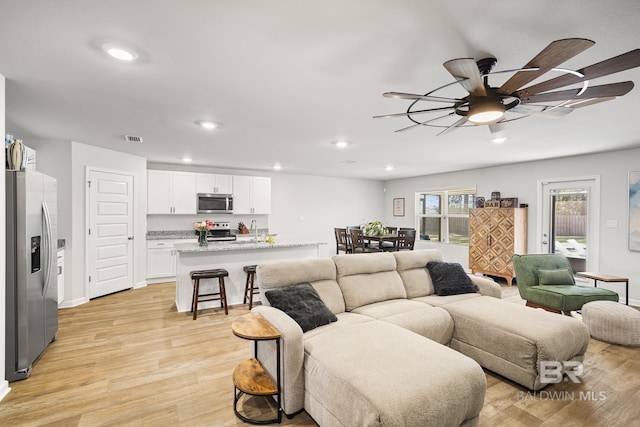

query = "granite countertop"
[174,240,327,253]
[146,229,271,240]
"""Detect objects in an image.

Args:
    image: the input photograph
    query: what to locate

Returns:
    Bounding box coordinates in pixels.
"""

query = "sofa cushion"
[413,293,481,307]
[257,258,346,314]
[333,252,406,311]
[537,268,575,285]
[393,249,443,298]
[303,321,486,427]
[527,285,619,312]
[265,283,337,332]
[426,261,478,296]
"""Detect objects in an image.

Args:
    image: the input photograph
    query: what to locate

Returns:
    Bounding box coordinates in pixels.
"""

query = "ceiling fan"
[374,38,640,136]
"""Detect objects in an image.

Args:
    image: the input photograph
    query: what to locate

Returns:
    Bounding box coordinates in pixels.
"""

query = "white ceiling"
[1,0,640,180]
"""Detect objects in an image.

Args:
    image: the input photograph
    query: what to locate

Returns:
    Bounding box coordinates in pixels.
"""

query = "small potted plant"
[362,220,385,236]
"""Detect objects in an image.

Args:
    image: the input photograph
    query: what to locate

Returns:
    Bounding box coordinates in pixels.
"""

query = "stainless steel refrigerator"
[5,169,58,382]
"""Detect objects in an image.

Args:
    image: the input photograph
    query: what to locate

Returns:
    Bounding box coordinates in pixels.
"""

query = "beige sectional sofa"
[253,249,590,427]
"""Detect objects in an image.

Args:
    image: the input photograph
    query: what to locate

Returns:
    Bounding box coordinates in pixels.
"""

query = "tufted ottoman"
[582,300,640,346]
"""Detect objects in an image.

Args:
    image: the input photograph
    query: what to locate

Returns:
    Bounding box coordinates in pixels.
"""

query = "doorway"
[87,168,135,299]
[538,177,600,274]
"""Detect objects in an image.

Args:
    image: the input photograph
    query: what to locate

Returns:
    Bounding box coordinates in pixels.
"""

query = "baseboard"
[133,280,147,289]
[58,296,89,309]
[0,380,11,401]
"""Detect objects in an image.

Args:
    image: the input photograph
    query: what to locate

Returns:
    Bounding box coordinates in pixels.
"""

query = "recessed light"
[385,165,394,171]
[492,137,508,144]
[102,44,138,61]
[198,120,218,130]
[182,157,193,163]
[273,164,282,170]
[334,141,349,148]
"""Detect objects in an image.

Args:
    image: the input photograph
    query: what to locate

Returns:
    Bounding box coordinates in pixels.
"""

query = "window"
[416,188,475,244]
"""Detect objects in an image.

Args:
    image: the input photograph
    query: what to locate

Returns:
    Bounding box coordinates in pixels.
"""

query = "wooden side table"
[576,272,630,305]
[232,312,282,424]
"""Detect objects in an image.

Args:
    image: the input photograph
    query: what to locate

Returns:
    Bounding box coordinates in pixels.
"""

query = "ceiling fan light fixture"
[468,101,505,124]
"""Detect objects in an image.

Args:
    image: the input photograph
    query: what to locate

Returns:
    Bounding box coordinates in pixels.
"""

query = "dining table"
[364,233,399,251]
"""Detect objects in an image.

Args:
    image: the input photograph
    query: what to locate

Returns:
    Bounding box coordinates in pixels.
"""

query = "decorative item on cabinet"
[484,200,501,208]
[500,197,519,208]
[491,191,501,200]
[475,196,485,208]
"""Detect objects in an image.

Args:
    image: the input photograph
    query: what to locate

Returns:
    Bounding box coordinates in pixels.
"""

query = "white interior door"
[88,169,134,298]
[538,176,600,273]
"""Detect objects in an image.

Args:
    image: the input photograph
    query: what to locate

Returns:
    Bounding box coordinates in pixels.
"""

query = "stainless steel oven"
[197,193,233,214]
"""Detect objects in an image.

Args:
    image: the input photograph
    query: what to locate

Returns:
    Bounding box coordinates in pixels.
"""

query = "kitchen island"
[173,240,326,312]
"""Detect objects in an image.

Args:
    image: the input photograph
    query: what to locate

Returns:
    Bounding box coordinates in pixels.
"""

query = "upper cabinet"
[148,170,196,214]
[196,173,233,194]
[233,176,271,214]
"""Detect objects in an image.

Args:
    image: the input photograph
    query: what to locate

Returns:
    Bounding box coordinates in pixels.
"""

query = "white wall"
[382,147,640,305]
[25,140,147,306]
[0,73,9,399]
[147,163,385,259]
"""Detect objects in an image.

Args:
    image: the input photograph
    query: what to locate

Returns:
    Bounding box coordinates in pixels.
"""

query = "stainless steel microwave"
[197,193,233,214]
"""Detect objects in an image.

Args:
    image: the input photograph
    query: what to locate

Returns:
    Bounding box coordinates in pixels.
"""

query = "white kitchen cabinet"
[147,240,176,279]
[196,173,233,194]
[233,175,271,214]
[147,170,196,214]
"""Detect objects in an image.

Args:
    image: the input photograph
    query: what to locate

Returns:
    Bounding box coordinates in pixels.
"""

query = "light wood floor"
[1,283,638,426]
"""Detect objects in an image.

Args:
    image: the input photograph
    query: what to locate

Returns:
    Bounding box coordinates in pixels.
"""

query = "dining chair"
[397,228,416,250]
[350,229,381,253]
[381,227,398,251]
[334,227,352,254]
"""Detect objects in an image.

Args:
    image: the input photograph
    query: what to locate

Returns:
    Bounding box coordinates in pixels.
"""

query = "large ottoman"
[582,300,640,346]
[303,320,486,427]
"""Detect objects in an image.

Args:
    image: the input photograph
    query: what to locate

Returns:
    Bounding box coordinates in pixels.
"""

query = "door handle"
[128,236,134,240]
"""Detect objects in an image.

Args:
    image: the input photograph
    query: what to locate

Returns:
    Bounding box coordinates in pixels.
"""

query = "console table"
[576,272,630,305]
[232,312,282,424]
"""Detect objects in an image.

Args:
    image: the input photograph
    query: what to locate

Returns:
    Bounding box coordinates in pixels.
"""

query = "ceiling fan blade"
[395,113,455,133]
[534,106,574,118]
[489,122,507,134]
[509,104,546,115]
[517,49,640,97]
[443,59,487,96]
[437,117,468,136]
[565,96,615,108]
[498,38,594,94]
[520,81,634,103]
[383,92,461,103]
[373,106,455,119]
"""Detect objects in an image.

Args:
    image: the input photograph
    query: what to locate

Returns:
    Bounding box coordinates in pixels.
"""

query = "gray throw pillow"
[265,282,337,332]
[426,262,478,296]
[538,268,575,285]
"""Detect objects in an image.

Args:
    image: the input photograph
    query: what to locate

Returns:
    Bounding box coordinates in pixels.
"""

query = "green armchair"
[512,254,618,314]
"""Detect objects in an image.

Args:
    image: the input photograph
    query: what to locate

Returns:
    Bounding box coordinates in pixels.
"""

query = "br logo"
[540,361,583,384]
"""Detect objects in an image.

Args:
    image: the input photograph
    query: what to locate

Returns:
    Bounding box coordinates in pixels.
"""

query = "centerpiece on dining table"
[362,220,386,236]
[194,220,215,246]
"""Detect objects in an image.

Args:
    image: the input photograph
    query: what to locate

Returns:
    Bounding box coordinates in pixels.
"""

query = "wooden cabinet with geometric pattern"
[469,207,528,286]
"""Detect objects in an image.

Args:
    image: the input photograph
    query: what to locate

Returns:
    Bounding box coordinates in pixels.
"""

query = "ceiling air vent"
[124,135,143,143]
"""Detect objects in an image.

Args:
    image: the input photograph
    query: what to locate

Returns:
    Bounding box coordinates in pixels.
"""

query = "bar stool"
[190,268,229,319]
[242,265,260,310]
